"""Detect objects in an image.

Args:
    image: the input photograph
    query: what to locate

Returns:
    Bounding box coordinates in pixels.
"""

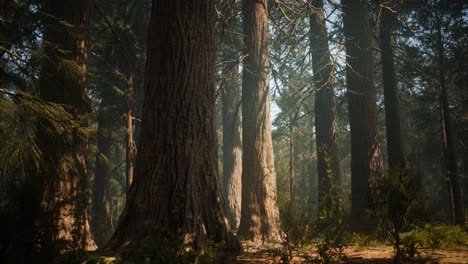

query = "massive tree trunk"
[92,99,114,247]
[379,1,405,172]
[237,0,282,242]
[436,22,464,225]
[342,0,384,233]
[37,0,96,255]
[222,60,242,229]
[102,0,241,257]
[309,0,341,214]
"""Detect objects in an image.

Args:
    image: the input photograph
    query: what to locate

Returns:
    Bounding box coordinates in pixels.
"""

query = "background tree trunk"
[436,22,464,225]
[126,74,134,193]
[237,0,282,242]
[103,0,241,255]
[222,61,242,229]
[309,0,341,214]
[289,118,295,201]
[37,0,96,255]
[92,102,114,247]
[379,2,405,172]
[220,4,243,228]
[342,0,384,233]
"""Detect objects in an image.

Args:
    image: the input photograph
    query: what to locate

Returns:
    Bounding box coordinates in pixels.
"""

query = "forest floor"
[236,242,468,263]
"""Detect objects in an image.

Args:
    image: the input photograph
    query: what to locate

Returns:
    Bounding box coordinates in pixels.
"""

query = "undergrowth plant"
[313,152,349,264]
[372,169,418,262]
[400,224,468,253]
[278,195,310,262]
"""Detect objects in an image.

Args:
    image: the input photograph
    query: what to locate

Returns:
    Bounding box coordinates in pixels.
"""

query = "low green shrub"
[351,233,379,251]
[278,196,311,262]
[403,224,468,251]
[400,230,422,258]
[422,224,444,252]
[396,223,468,261]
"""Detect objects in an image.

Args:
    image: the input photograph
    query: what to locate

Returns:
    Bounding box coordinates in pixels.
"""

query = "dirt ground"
[236,243,468,263]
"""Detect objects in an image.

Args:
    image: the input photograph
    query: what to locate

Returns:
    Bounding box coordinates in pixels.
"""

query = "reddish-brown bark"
[102,0,241,256]
[238,0,282,242]
[37,0,96,255]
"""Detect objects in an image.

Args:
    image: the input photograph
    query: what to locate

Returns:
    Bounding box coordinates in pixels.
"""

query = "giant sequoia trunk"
[379,2,405,172]
[342,0,384,232]
[309,0,341,214]
[237,0,282,242]
[103,0,241,256]
[436,23,464,225]
[37,0,96,255]
[222,61,242,229]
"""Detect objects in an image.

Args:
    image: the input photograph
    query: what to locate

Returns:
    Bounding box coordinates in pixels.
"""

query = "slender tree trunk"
[37,0,96,256]
[92,102,114,247]
[222,61,242,229]
[310,124,318,220]
[436,23,464,225]
[309,0,341,215]
[289,118,295,201]
[379,2,405,173]
[127,1,149,150]
[342,0,384,233]
[102,0,241,256]
[464,134,468,223]
[126,74,134,193]
[463,91,468,223]
[237,0,282,242]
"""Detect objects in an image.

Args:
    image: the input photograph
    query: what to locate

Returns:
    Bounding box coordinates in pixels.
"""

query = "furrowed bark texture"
[309,0,341,214]
[379,2,405,172]
[103,0,241,255]
[38,0,96,255]
[342,0,384,233]
[238,0,282,242]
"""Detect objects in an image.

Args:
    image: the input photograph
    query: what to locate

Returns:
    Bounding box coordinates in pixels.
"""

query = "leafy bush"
[314,216,349,264]
[278,195,310,262]
[312,159,349,264]
[372,169,418,261]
